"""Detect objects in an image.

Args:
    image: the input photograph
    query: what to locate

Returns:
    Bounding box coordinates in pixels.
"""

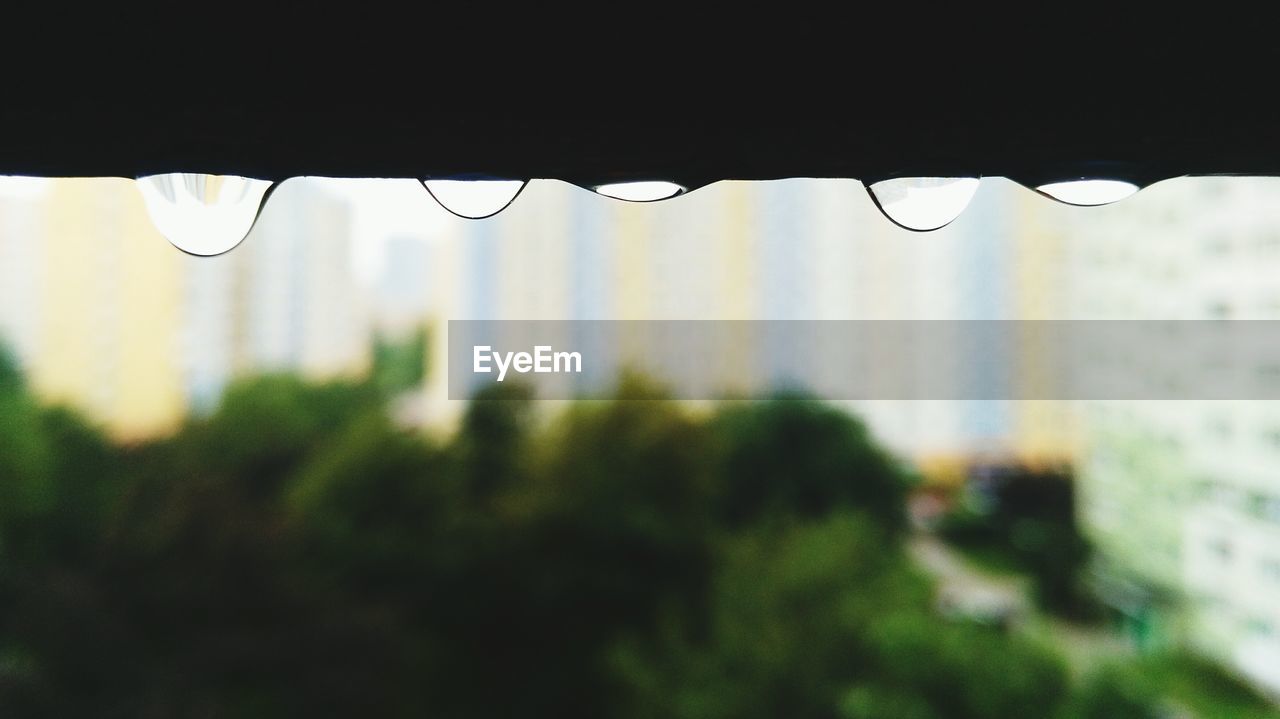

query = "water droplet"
[1036,179,1139,206]
[593,181,685,202]
[422,179,528,219]
[137,174,273,256]
[866,177,979,232]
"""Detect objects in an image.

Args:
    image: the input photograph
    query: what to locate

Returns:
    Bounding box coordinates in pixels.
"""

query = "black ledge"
[2,23,1275,190]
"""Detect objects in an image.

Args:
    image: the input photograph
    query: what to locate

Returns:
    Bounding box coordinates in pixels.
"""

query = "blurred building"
[421,178,1075,468]
[1007,189,1081,468]
[179,178,371,414]
[0,178,372,438]
[31,178,187,438]
[0,178,48,372]
[418,176,1280,694]
[373,234,433,335]
[1070,178,1280,694]
[230,179,370,381]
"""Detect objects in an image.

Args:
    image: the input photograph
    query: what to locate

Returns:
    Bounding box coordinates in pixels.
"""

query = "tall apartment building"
[177,177,371,413]
[373,234,433,335]
[0,179,48,372]
[0,177,372,437]
[421,177,1070,467]
[1069,177,1280,693]
[31,178,187,438]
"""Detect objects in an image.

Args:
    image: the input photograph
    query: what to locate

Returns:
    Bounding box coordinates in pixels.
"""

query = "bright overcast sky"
[297,177,454,285]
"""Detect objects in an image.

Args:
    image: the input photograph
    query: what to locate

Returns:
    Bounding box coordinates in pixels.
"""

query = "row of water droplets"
[132,174,1138,256]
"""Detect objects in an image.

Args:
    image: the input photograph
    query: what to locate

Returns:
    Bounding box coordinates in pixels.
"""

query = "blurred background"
[1,175,1279,717]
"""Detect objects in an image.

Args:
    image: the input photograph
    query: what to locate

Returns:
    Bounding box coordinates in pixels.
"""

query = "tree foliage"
[1,362,1265,717]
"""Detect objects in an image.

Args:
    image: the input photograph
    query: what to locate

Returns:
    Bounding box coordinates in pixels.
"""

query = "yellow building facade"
[34,178,186,440]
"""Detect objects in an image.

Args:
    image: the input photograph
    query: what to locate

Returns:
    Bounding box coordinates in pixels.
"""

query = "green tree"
[450,379,536,504]
[709,397,909,534]
[0,389,54,561]
[370,326,428,398]
[940,467,1101,619]
[6,363,1171,719]
[613,512,1069,719]
[0,342,22,395]
[193,374,381,489]
[414,376,720,717]
[1062,665,1161,719]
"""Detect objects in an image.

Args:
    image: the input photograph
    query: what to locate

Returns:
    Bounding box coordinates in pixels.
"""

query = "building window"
[1197,593,1229,611]
[1250,493,1280,524]
[1208,538,1234,563]
[1257,233,1280,256]
[1207,415,1234,439]
[1207,300,1233,319]
[1259,558,1280,583]
[1204,234,1232,256]
[1207,483,1246,509]
[1246,618,1276,638]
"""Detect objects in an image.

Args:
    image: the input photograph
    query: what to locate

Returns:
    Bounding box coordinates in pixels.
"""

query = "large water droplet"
[866,177,979,232]
[593,181,685,202]
[1036,179,1138,206]
[422,179,528,219]
[137,174,273,256]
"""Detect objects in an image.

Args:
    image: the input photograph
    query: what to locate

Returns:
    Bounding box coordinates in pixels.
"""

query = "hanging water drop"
[1036,179,1138,206]
[422,179,527,219]
[137,174,274,256]
[592,181,685,202]
[866,177,979,232]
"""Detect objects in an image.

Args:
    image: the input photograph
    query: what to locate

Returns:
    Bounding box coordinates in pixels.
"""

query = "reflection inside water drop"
[593,181,685,202]
[422,179,527,219]
[1036,179,1139,206]
[866,177,980,232]
[137,174,273,256]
